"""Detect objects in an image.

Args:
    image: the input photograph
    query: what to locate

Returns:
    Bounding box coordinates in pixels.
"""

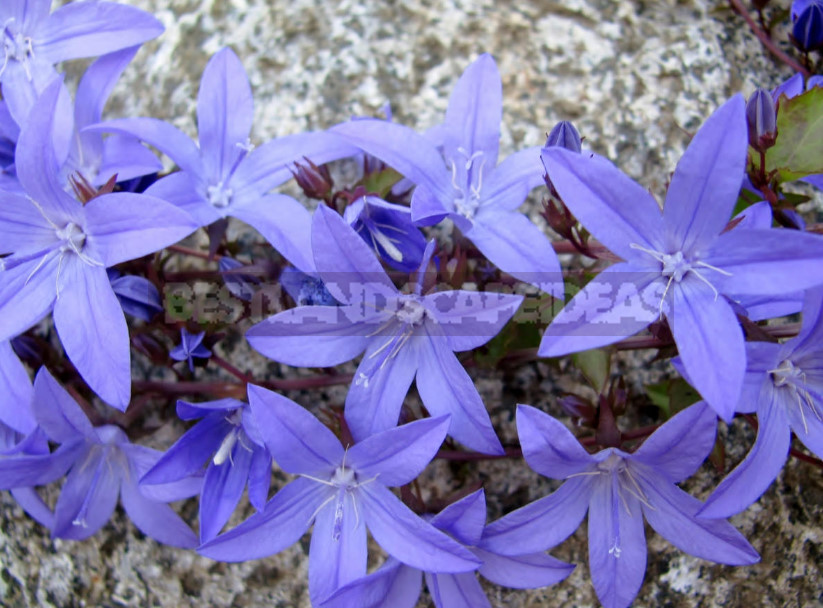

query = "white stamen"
[213,428,239,466]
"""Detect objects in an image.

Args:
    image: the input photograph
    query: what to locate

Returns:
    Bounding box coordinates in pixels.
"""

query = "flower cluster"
[1,2,822,607]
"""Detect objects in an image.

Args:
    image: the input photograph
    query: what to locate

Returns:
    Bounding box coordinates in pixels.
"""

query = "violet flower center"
[57,222,88,256]
[1,21,34,79]
[770,358,823,433]
[449,147,485,220]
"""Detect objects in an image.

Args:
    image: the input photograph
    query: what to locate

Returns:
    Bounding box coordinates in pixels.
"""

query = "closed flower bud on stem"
[291,157,334,200]
[746,89,777,151]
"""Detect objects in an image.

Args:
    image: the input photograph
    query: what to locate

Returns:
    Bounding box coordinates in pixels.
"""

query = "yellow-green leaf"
[767,88,823,183]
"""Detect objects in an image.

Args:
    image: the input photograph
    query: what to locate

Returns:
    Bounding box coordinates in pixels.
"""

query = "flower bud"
[746,89,777,151]
[544,120,582,153]
[793,3,823,52]
[291,157,333,200]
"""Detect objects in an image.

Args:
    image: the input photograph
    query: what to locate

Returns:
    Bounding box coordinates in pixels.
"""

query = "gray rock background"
[1,0,822,606]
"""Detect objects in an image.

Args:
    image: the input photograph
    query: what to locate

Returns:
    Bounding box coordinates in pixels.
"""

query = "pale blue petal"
[0,191,56,254]
[308,492,368,604]
[120,476,198,549]
[474,547,573,589]
[481,146,544,211]
[442,53,501,167]
[0,340,35,434]
[630,402,716,483]
[426,571,491,608]
[637,466,759,565]
[538,262,661,357]
[200,441,255,542]
[669,279,745,421]
[347,415,450,487]
[540,147,666,259]
[416,332,503,455]
[359,484,480,573]
[699,384,791,518]
[198,477,329,561]
[247,384,344,476]
[515,404,596,478]
[197,48,254,183]
[430,489,486,547]
[84,192,198,267]
[31,367,95,441]
[320,558,421,608]
[480,477,591,556]
[143,171,218,226]
[53,263,131,409]
[662,95,747,252]
[587,476,647,608]
[0,254,58,343]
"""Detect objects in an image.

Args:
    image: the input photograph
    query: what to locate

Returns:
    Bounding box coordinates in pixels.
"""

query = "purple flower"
[0,0,163,126]
[0,79,198,409]
[247,205,522,454]
[141,397,272,542]
[343,195,426,272]
[87,47,357,272]
[793,1,823,51]
[480,403,759,608]
[539,96,823,420]
[698,286,823,518]
[320,489,573,608]
[219,256,260,302]
[198,386,480,604]
[169,329,212,373]
[108,269,163,322]
[0,368,199,547]
[331,54,562,293]
[279,265,338,307]
[0,80,196,410]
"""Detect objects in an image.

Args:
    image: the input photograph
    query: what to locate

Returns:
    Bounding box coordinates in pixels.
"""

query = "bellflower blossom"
[0,368,199,547]
[0,78,199,409]
[0,340,52,527]
[698,286,823,518]
[481,403,759,608]
[343,195,426,272]
[0,0,163,126]
[331,53,562,293]
[199,386,480,604]
[169,329,212,373]
[321,489,573,608]
[141,397,272,542]
[539,95,823,419]
[247,205,522,454]
[87,47,357,272]
[107,269,163,322]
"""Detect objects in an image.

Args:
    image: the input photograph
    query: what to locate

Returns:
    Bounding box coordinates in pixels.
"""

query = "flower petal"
[143,171,217,226]
[587,476,647,608]
[84,192,198,267]
[360,484,480,573]
[540,147,666,259]
[120,476,198,549]
[247,384,344,476]
[320,558,421,608]
[638,467,759,565]
[37,2,163,64]
[516,404,596,478]
[197,48,253,183]
[669,279,745,420]
[0,340,35,434]
[630,402,716,483]
[480,476,591,556]
[416,332,503,455]
[699,384,791,518]
[430,489,486,547]
[246,304,372,367]
[343,333,419,442]
[347,415,449,487]
[538,262,660,357]
[0,192,56,255]
[31,367,95,441]
[312,204,396,305]
[0,253,58,343]
[466,210,563,294]
[231,193,314,272]
[426,571,491,608]
[474,547,573,589]
[442,53,501,167]
[53,263,131,409]
[662,95,747,252]
[481,146,544,211]
[200,446,254,541]
[198,477,328,561]
[308,491,368,604]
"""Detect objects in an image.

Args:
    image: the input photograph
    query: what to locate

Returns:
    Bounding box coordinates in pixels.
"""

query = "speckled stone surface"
[2,1,822,607]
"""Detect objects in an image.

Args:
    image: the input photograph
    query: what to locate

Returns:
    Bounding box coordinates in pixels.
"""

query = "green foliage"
[473,319,542,369]
[572,348,610,394]
[362,168,403,198]
[645,377,700,419]
[767,88,823,183]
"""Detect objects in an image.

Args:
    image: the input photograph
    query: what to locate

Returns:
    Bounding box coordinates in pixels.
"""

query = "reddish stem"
[728,0,812,79]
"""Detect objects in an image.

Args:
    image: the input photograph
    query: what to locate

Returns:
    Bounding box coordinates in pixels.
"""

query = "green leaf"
[362,168,403,198]
[767,88,823,183]
[572,348,610,394]
[473,320,541,369]
[644,377,701,419]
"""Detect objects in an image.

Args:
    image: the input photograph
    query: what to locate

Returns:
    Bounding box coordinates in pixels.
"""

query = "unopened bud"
[291,157,333,200]
[793,3,823,52]
[544,121,582,153]
[746,89,777,151]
